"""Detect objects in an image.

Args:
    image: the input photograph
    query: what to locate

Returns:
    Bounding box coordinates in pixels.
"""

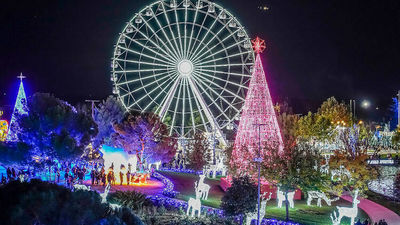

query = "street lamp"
[253,123,268,225]
[361,100,370,109]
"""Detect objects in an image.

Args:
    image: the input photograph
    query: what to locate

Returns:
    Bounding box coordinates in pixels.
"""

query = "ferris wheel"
[111,0,255,141]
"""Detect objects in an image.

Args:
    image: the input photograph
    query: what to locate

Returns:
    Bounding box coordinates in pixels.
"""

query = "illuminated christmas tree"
[7,74,28,142]
[230,37,283,176]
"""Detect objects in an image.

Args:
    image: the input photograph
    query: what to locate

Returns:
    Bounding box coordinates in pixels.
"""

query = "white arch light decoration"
[111,0,255,142]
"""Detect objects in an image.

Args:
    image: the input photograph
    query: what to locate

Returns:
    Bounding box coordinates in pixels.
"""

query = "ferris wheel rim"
[112,0,255,138]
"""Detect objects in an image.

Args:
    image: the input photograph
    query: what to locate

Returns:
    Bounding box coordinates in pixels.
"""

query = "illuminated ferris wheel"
[111,0,255,141]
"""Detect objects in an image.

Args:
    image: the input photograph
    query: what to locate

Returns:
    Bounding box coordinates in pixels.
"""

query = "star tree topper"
[252,37,266,54]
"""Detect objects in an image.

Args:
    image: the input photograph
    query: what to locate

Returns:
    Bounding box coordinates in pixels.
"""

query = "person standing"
[56,170,60,183]
[119,171,124,185]
[90,169,95,185]
[126,171,131,186]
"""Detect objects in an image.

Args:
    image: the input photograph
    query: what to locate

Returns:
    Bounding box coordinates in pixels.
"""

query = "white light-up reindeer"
[277,188,295,208]
[100,184,111,203]
[73,184,91,191]
[187,182,202,217]
[331,165,351,181]
[245,192,272,225]
[330,190,360,225]
[307,191,339,207]
[197,174,210,200]
[100,184,122,211]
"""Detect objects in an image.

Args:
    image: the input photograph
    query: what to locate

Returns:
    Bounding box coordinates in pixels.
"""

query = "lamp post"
[253,123,268,225]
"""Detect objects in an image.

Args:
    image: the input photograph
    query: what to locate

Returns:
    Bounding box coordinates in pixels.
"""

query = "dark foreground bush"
[0,179,143,225]
[109,190,154,212]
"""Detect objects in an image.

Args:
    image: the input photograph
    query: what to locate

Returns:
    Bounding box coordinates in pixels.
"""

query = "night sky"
[1,0,399,121]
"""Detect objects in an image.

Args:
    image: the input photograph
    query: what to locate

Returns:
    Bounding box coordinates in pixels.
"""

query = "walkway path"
[341,195,400,225]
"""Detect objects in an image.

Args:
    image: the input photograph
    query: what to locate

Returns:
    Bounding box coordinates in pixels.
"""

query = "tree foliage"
[329,125,378,196]
[297,97,351,142]
[17,93,98,162]
[221,176,258,218]
[392,126,400,146]
[112,111,177,167]
[0,142,31,166]
[93,96,126,148]
[0,179,143,225]
[262,142,329,221]
[186,132,211,171]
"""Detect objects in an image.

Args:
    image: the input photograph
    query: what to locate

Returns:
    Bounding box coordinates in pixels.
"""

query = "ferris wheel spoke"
[189,12,228,61]
[173,6,184,59]
[183,4,188,58]
[196,63,253,68]
[192,29,242,64]
[114,58,174,68]
[114,68,169,74]
[116,70,172,86]
[193,70,247,89]
[199,68,252,78]
[188,77,226,138]
[190,17,235,62]
[169,78,184,135]
[190,75,231,121]
[118,45,173,66]
[148,7,182,60]
[128,25,177,62]
[141,74,180,112]
[185,78,197,134]
[127,73,179,108]
[159,76,181,119]
[120,36,175,65]
[120,72,171,98]
[142,76,177,112]
[138,13,180,62]
[194,39,247,65]
[160,3,183,59]
[185,4,200,59]
[192,72,241,114]
[181,78,187,136]
[196,50,253,65]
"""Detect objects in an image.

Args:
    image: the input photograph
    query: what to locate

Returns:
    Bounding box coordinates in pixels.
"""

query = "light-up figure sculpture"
[7,73,28,142]
[0,120,9,142]
[231,37,284,176]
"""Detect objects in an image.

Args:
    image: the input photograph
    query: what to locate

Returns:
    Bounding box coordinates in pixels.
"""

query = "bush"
[221,176,257,218]
[109,190,154,212]
[395,171,400,201]
[0,179,143,225]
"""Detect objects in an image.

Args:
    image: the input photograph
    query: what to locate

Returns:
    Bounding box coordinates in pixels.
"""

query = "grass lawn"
[160,171,370,225]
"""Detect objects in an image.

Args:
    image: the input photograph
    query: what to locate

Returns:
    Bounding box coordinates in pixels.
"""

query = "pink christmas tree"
[230,37,283,176]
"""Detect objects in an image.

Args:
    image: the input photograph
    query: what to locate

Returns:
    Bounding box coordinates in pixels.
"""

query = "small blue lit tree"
[7,74,28,142]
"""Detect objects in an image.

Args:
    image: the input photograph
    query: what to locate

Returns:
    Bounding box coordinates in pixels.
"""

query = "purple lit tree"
[112,111,177,169]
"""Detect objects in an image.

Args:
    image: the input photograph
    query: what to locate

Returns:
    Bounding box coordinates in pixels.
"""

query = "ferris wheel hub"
[177,59,193,77]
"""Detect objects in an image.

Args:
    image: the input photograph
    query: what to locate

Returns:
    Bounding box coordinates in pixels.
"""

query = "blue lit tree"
[7,74,28,142]
[93,96,125,148]
[390,97,399,130]
[17,93,98,163]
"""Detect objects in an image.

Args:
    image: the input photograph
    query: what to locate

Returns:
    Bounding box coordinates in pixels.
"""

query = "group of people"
[89,163,150,186]
[354,218,388,225]
[1,167,30,184]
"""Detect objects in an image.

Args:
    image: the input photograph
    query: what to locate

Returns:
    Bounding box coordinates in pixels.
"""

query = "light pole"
[85,99,100,119]
[253,123,268,225]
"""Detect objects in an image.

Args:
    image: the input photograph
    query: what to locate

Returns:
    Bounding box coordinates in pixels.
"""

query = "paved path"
[341,195,400,225]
